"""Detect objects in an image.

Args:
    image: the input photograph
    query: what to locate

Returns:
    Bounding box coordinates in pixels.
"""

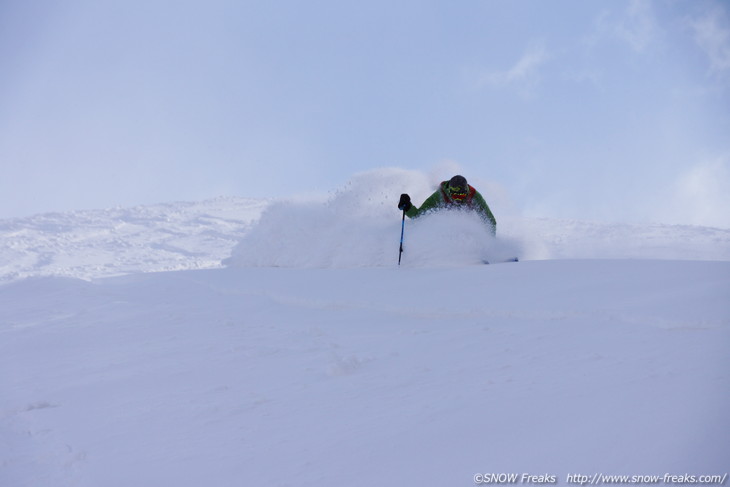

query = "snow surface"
[1,169,729,486]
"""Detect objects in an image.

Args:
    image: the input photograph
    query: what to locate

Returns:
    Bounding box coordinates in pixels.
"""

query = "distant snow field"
[2,170,729,486]
[0,197,268,282]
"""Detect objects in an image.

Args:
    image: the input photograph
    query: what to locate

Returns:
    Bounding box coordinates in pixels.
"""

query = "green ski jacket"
[405,181,497,235]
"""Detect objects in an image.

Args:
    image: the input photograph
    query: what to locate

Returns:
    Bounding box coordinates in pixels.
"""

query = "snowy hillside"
[2,170,729,486]
[2,169,729,280]
[0,197,268,282]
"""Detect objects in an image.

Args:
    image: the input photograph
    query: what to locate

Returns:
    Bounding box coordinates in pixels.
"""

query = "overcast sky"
[1,0,729,226]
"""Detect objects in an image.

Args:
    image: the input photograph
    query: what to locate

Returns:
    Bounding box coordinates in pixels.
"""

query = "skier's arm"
[472,191,497,235]
[405,191,442,218]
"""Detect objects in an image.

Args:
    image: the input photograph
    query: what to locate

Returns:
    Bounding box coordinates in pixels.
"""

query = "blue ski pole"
[398,209,406,265]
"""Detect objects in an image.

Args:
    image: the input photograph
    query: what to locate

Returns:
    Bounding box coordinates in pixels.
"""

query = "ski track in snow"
[1,170,730,486]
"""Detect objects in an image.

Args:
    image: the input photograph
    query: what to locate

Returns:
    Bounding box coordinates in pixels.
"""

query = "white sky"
[1,0,729,226]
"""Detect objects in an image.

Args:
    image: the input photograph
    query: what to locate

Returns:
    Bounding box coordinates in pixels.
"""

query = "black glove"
[398,194,412,211]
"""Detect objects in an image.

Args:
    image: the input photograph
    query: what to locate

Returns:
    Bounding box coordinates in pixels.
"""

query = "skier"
[398,175,497,236]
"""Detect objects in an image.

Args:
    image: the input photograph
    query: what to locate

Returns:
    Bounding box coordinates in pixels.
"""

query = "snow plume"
[224,168,522,268]
[403,210,522,266]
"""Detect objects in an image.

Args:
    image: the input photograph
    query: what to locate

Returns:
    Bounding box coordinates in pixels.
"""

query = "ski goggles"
[448,186,468,201]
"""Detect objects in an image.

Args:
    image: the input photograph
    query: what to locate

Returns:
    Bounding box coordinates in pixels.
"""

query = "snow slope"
[1,170,729,486]
[0,197,267,282]
[2,263,729,486]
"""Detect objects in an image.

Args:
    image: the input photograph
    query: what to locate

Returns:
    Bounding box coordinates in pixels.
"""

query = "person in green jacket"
[398,175,497,236]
